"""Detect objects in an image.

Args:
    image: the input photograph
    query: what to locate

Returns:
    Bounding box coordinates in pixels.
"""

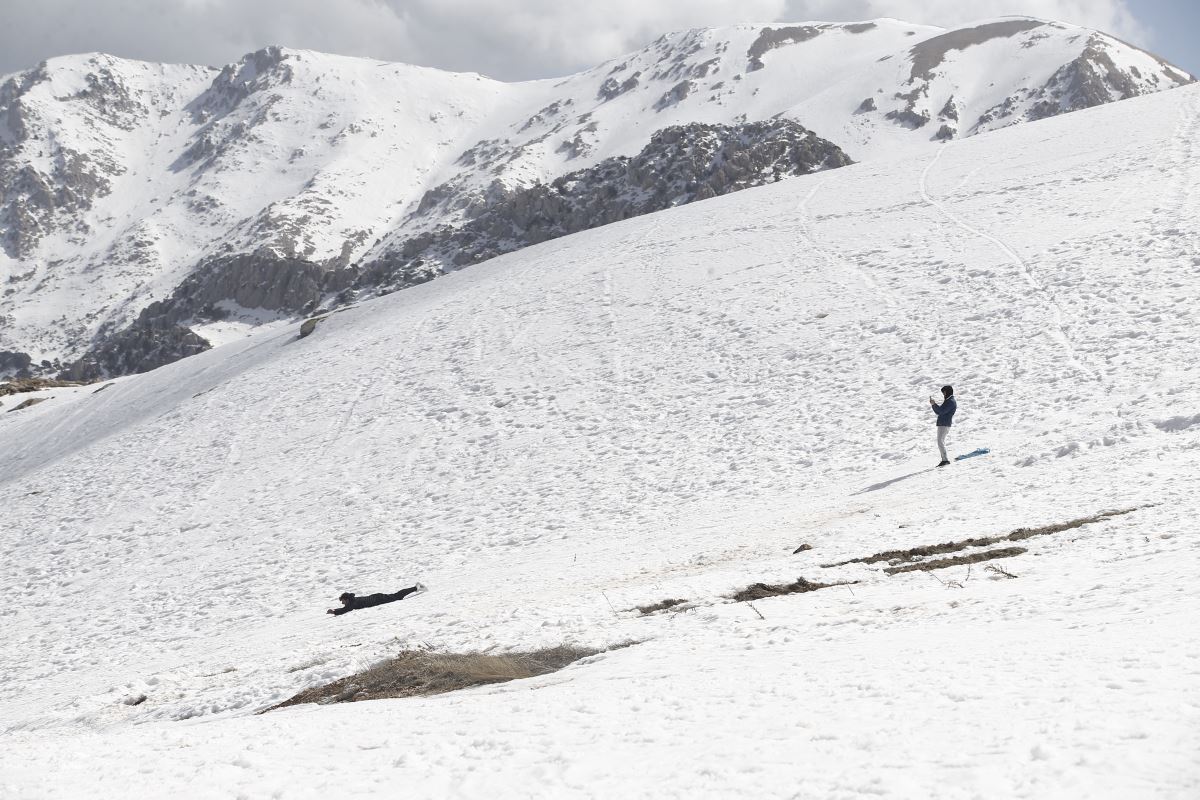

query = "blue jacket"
[931,396,956,427]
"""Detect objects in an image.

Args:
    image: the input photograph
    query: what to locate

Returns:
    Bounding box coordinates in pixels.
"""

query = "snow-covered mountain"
[1,76,1198,797]
[0,17,1193,377]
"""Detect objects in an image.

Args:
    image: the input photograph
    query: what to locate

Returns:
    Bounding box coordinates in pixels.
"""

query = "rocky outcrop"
[1031,36,1191,120]
[355,119,851,295]
[655,80,695,111]
[178,251,333,314]
[61,250,335,380]
[60,320,210,382]
[186,46,292,124]
[70,66,149,130]
[597,71,641,101]
[976,34,1193,130]
[0,64,46,148]
[173,47,293,172]
[0,148,117,259]
[0,61,132,258]
[0,350,33,378]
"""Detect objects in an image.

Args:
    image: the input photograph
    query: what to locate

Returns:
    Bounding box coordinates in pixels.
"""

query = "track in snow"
[919,143,1102,385]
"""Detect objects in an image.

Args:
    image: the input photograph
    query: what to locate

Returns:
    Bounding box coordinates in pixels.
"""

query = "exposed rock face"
[178,252,332,314]
[598,71,642,101]
[355,119,851,295]
[0,60,140,259]
[62,251,333,380]
[71,66,150,130]
[61,319,211,381]
[977,34,1193,129]
[0,351,33,378]
[174,47,294,173]
[0,143,117,259]
[655,80,695,111]
[0,66,42,145]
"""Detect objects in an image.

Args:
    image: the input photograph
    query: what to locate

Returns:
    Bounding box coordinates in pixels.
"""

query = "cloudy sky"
[1,0,1196,79]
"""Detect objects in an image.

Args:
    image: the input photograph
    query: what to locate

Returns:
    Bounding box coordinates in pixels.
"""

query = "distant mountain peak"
[0,17,1193,378]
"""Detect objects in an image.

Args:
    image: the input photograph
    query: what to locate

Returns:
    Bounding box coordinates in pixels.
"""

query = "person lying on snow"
[327,583,425,615]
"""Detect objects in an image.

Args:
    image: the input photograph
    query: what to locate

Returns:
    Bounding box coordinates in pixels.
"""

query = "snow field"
[0,83,1198,797]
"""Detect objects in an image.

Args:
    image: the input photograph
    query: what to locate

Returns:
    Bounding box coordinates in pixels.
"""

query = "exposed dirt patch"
[266,645,601,711]
[908,19,1045,80]
[884,547,1028,575]
[729,576,857,602]
[6,396,49,413]
[822,508,1139,569]
[635,598,688,615]
[0,377,88,396]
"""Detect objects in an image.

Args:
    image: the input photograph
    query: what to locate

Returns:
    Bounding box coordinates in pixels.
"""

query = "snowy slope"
[1,77,1198,797]
[0,17,1192,374]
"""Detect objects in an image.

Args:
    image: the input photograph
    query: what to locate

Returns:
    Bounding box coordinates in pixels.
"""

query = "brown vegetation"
[883,546,1028,574]
[0,377,89,396]
[635,598,688,615]
[822,508,1140,569]
[728,576,857,602]
[266,645,600,711]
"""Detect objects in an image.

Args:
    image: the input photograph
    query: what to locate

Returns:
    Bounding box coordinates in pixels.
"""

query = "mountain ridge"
[0,16,1192,378]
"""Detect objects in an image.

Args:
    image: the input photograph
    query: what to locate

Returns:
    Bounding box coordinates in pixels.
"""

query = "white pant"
[937,426,950,462]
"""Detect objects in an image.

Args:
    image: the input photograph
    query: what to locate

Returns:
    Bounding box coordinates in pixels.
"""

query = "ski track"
[919,143,1103,386]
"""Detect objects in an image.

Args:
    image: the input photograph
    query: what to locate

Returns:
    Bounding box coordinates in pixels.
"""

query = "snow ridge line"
[918,144,1102,385]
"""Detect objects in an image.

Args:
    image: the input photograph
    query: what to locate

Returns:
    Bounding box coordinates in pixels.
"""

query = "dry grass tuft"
[635,598,688,615]
[728,576,856,602]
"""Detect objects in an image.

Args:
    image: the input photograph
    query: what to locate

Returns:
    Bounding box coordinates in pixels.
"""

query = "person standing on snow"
[930,385,956,466]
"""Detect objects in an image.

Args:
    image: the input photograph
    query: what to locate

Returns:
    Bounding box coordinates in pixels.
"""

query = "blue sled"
[954,447,990,461]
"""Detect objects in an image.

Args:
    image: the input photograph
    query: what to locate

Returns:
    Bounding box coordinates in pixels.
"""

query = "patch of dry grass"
[822,508,1140,569]
[728,576,856,602]
[635,598,688,615]
[883,546,1028,574]
[267,645,600,711]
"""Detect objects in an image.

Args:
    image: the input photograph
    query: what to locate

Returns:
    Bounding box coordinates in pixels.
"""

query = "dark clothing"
[330,586,420,615]
[931,396,957,427]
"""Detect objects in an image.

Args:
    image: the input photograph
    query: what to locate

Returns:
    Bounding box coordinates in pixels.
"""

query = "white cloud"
[780,0,1146,43]
[0,0,1152,80]
[381,0,788,79]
